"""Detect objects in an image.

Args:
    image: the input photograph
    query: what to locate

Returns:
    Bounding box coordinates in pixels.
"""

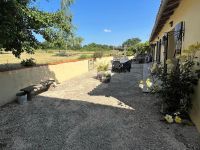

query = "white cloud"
[104,29,112,33]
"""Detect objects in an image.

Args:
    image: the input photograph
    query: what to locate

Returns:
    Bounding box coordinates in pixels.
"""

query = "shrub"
[93,51,103,59]
[21,58,36,67]
[47,50,54,54]
[156,61,198,114]
[97,62,109,72]
[152,43,200,117]
[79,54,92,59]
[104,72,111,78]
[57,51,67,56]
[126,50,134,56]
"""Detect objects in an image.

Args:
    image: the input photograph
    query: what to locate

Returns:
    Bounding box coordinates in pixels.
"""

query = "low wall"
[0,57,113,106]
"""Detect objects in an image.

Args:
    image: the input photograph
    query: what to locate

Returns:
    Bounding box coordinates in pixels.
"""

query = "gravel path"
[0,64,200,150]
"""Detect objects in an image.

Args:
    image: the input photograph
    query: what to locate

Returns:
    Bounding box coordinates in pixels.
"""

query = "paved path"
[0,64,200,150]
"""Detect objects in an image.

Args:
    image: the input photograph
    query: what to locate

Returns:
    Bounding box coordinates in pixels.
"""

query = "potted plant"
[96,62,108,78]
[101,72,111,83]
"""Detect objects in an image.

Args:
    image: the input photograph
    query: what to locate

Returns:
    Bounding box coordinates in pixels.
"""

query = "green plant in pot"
[101,72,111,83]
[96,62,111,83]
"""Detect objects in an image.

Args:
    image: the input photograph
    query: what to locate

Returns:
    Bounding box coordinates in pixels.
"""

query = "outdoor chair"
[112,61,123,73]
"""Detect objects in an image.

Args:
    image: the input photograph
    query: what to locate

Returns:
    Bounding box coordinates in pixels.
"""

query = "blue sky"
[34,0,160,46]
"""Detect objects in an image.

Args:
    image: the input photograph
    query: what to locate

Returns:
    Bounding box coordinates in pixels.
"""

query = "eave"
[149,0,181,42]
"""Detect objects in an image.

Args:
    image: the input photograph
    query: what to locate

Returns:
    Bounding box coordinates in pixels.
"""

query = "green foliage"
[79,54,92,59]
[82,43,113,51]
[122,37,149,55]
[153,60,199,115]
[47,50,54,54]
[126,50,134,56]
[104,72,111,78]
[0,0,74,58]
[41,41,67,50]
[128,41,150,55]
[66,36,84,50]
[97,63,109,72]
[21,58,36,67]
[41,36,84,50]
[152,43,200,116]
[93,51,103,59]
[122,38,141,47]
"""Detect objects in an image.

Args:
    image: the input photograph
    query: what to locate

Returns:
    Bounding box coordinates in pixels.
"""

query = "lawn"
[0,50,95,71]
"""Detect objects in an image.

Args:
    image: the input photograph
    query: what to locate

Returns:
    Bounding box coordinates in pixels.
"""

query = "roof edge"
[149,0,181,42]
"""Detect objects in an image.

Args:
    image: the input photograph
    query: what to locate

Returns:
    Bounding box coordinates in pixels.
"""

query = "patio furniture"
[112,59,132,73]
[112,61,123,73]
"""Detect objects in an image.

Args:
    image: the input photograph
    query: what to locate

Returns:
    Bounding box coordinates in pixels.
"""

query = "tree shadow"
[0,95,135,149]
[0,65,59,106]
[0,93,199,149]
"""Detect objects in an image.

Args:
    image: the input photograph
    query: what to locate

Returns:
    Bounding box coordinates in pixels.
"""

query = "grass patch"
[78,54,93,59]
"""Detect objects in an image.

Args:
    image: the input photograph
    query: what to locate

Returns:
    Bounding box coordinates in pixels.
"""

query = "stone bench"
[20,79,55,100]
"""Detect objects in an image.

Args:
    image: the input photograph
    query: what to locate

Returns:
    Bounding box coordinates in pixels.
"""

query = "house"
[149,0,200,131]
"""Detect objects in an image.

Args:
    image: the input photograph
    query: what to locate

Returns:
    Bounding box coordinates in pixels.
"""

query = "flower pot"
[16,92,27,105]
[97,71,105,80]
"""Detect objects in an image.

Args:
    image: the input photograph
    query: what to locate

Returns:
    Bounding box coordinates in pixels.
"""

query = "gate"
[88,59,94,71]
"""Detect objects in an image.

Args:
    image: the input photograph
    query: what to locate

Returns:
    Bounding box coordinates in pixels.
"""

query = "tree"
[66,36,84,50]
[82,43,113,51]
[122,38,141,48]
[128,41,150,54]
[0,0,74,57]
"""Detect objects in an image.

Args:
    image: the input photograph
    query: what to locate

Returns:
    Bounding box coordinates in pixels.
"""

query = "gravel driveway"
[0,64,200,150]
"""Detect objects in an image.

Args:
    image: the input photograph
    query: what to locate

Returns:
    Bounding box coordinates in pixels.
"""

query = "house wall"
[151,0,200,132]
[0,57,113,106]
[151,0,200,48]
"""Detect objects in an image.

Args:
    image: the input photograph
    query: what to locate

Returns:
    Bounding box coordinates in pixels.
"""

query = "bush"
[79,54,92,59]
[47,50,54,54]
[152,60,200,116]
[21,58,36,67]
[126,50,134,56]
[93,51,103,59]
[104,72,111,78]
[57,51,67,56]
[152,43,200,116]
[97,62,109,72]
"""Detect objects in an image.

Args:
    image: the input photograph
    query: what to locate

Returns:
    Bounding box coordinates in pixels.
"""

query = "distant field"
[0,50,96,71]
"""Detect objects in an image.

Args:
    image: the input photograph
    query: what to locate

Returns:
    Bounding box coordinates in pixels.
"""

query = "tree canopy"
[0,0,74,57]
[128,41,150,54]
[122,38,141,48]
[41,35,83,50]
[82,43,113,51]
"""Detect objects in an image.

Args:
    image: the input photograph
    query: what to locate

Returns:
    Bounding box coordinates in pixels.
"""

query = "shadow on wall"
[0,57,111,106]
[0,63,22,72]
[0,65,58,106]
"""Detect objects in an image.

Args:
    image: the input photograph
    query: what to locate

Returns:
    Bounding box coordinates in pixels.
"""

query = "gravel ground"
[0,64,200,150]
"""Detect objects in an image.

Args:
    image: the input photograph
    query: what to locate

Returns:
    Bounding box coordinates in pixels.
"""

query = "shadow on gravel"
[0,64,200,150]
[88,64,145,109]
[0,96,134,150]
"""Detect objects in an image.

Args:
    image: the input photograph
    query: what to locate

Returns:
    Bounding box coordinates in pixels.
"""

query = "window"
[174,22,184,56]
[156,40,161,63]
[166,22,185,59]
